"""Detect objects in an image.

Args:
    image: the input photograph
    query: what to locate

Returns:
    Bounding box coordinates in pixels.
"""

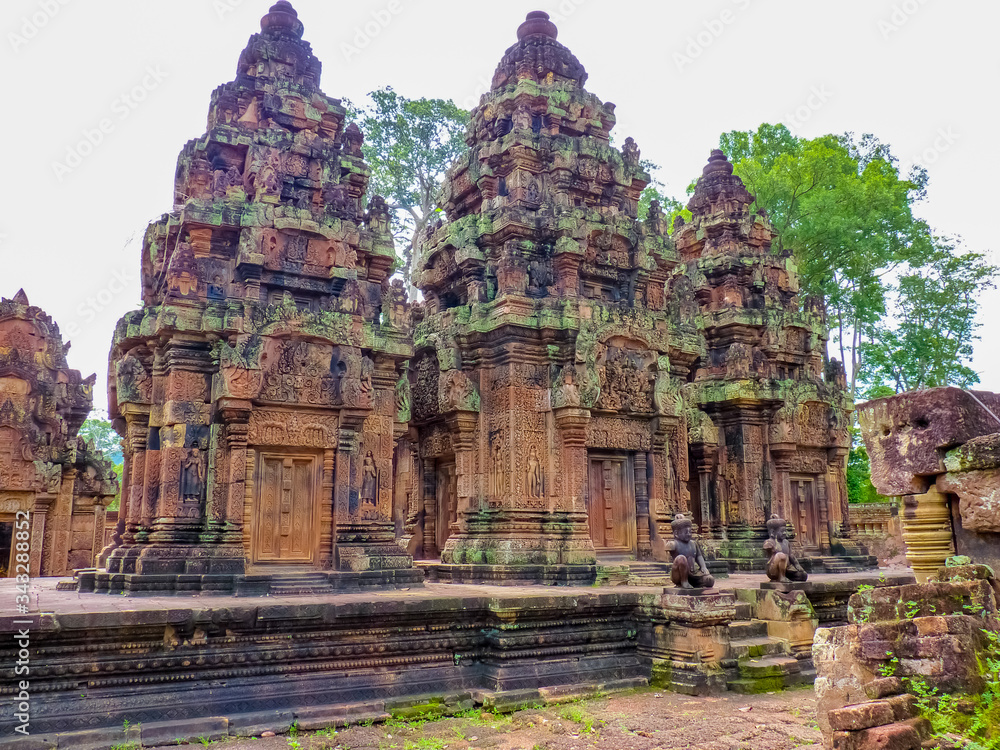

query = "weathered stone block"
[140,716,228,746]
[857,388,1000,496]
[828,701,894,732]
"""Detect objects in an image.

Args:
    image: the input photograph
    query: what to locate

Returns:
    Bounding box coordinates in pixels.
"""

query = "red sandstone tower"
[94,2,416,593]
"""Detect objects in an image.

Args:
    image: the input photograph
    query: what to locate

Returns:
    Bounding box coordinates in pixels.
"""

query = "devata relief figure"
[764,514,808,583]
[180,446,206,503]
[526,446,543,499]
[361,452,378,506]
[667,513,715,590]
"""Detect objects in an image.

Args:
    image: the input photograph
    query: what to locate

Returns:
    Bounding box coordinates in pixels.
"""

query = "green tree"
[846,428,887,504]
[719,124,935,399]
[79,413,124,510]
[79,413,123,465]
[859,243,997,394]
[638,159,690,226]
[353,88,470,291]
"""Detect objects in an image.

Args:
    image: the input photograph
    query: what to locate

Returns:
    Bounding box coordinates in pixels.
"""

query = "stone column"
[901,483,955,583]
[91,504,107,568]
[816,474,831,552]
[98,434,129,567]
[218,401,251,548]
[110,410,149,573]
[634,451,651,559]
[421,457,436,559]
[29,495,53,577]
[320,448,335,569]
[554,407,590,515]
[689,443,717,535]
[450,412,479,518]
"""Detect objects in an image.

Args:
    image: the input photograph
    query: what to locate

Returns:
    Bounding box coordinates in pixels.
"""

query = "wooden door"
[253,453,319,565]
[587,455,636,555]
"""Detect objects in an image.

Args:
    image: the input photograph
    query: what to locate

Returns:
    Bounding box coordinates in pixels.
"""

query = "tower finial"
[517,11,558,41]
[261,1,304,38]
[703,149,735,177]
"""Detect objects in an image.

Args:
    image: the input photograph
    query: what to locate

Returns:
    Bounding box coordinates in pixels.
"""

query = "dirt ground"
[150,687,823,750]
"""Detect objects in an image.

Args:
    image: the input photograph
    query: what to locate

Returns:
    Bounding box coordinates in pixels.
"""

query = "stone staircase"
[595,560,729,587]
[266,572,334,596]
[725,618,813,694]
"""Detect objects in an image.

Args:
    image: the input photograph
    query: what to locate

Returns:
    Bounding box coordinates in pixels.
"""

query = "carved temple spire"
[260,1,305,39]
[517,10,559,40]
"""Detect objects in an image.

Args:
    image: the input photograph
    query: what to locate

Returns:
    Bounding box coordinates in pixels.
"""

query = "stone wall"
[847,502,903,565]
[814,562,1000,749]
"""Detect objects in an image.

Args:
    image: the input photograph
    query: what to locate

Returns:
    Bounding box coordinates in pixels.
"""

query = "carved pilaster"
[29,495,53,576]
[554,407,590,514]
[634,451,651,559]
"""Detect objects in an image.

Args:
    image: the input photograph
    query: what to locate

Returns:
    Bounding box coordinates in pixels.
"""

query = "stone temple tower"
[95,2,417,593]
[405,13,861,581]
[408,12,690,582]
[674,151,855,563]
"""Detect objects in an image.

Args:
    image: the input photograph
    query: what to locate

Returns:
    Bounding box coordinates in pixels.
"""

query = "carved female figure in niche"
[180,446,206,502]
[526,446,543,499]
[491,443,506,497]
[361,452,378,505]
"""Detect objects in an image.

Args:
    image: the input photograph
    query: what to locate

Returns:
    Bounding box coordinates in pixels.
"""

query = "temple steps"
[266,572,335,596]
[725,619,813,693]
[594,560,730,587]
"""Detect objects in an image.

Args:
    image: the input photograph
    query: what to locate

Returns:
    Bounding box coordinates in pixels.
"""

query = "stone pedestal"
[640,589,736,695]
[900,484,955,583]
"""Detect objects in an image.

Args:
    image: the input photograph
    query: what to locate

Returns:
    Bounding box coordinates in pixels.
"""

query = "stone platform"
[0,571,912,748]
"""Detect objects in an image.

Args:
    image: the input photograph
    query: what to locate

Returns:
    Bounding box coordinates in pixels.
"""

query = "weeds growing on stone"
[907,628,1000,749]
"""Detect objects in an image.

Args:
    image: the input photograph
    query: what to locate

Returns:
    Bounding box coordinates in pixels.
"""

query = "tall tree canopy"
[79,413,123,465]
[353,88,469,291]
[638,159,690,227]
[859,242,996,395]
[718,123,994,399]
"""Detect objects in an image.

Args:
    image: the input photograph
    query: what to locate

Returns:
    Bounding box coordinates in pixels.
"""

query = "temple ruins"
[2,5,955,744]
[94,0,416,593]
[56,2,875,593]
[0,290,118,578]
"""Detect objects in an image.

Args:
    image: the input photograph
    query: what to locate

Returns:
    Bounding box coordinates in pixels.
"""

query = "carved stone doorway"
[435,460,458,557]
[251,452,321,566]
[791,475,819,549]
[586,453,637,557]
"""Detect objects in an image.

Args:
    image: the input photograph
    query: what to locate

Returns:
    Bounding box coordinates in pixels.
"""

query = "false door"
[253,452,320,565]
[587,454,637,555]
[791,475,819,548]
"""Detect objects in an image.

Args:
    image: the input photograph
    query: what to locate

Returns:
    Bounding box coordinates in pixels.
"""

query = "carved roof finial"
[13,288,29,305]
[261,1,304,38]
[517,11,558,41]
[703,149,735,177]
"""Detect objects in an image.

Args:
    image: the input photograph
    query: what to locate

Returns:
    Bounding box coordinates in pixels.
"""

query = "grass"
[559,705,598,734]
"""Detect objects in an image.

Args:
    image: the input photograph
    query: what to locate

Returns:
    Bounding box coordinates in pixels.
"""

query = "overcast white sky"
[2,0,997,413]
